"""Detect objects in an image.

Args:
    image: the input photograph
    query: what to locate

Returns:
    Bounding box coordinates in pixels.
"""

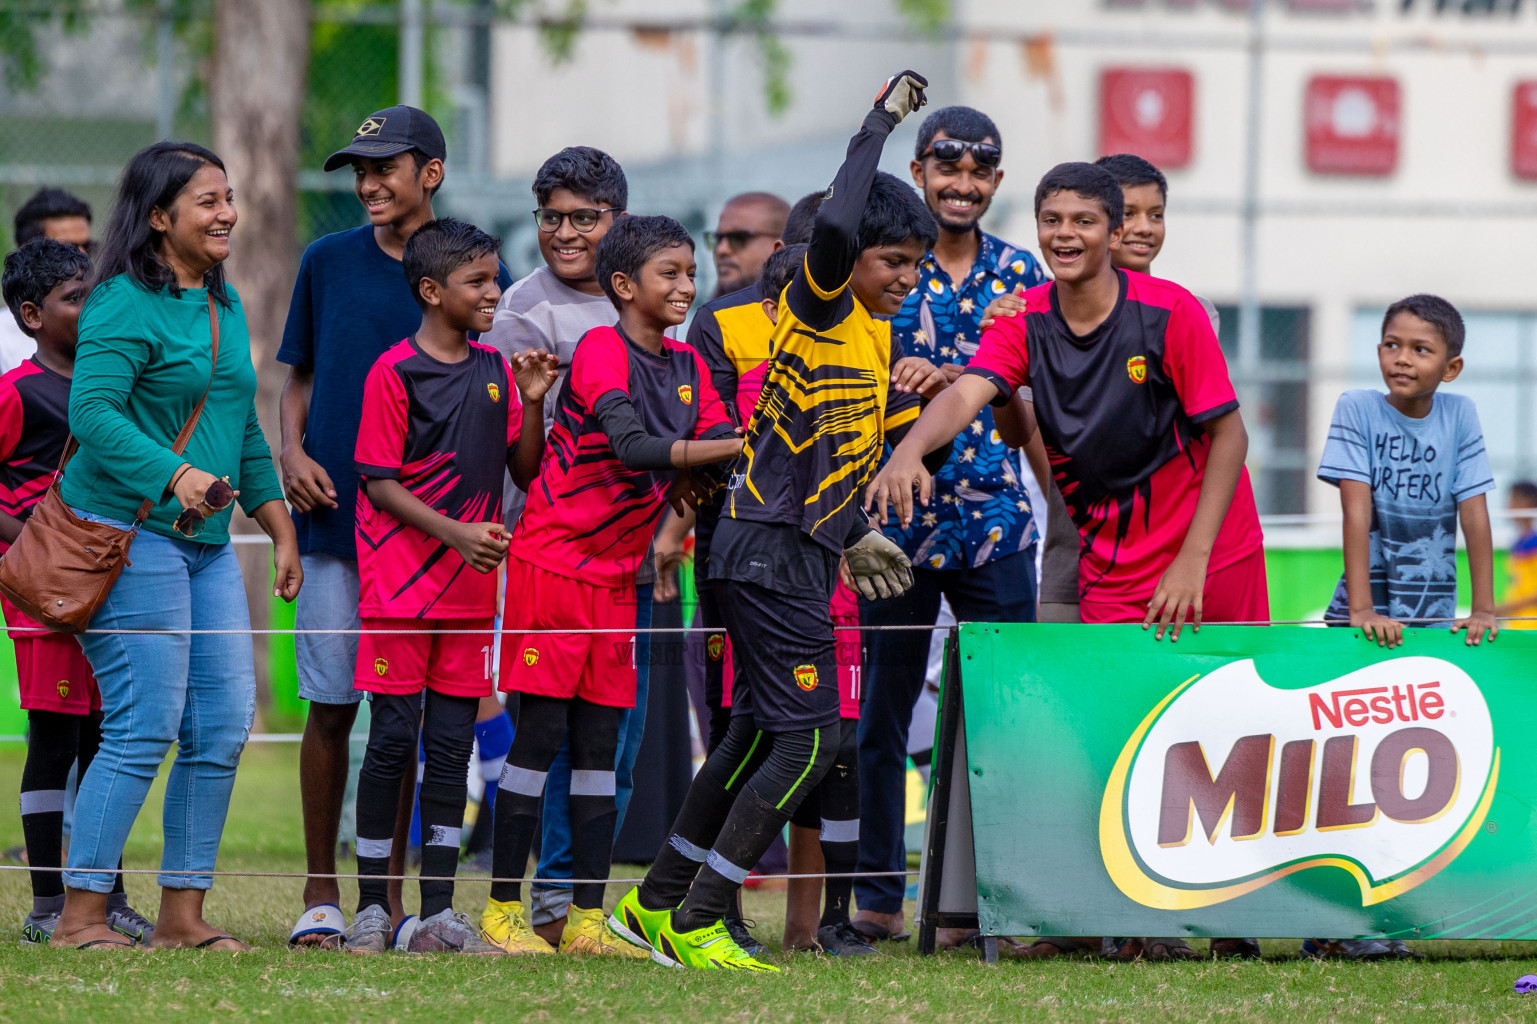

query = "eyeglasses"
[922,140,1002,169]
[532,207,621,233]
[173,478,234,538]
[705,229,778,252]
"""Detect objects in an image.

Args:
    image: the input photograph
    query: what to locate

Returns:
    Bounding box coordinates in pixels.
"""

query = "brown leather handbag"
[0,295,222,634]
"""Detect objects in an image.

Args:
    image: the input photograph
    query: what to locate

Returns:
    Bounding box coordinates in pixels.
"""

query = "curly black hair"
[2,238,91,337]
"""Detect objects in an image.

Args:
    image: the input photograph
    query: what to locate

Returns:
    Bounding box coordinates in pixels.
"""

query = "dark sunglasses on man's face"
[705,229,777,252]
[923,139,1002,169]
[532,207,621,233]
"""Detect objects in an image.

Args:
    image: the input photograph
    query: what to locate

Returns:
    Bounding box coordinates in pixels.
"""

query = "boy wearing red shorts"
[1,239,152,945]
[480,215,742,956]
[347,219,555,955]
[871,161,1265,640]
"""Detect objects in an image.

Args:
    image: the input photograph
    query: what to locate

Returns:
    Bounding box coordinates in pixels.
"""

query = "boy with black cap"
[277,105,511,950]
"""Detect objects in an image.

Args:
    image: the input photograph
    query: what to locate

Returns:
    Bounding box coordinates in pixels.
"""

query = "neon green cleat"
[652,915,781,973]
[607,886,675,965]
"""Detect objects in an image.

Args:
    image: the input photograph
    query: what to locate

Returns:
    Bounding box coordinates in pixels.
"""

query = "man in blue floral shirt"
[852,106,1048,944]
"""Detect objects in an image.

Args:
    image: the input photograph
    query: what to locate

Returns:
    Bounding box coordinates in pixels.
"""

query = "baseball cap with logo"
[323,105,447,172]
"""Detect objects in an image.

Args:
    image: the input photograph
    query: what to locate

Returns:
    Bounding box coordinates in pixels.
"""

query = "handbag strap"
[53,293,223,525]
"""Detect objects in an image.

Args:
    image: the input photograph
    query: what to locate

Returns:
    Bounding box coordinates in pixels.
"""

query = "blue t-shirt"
[276,225,511,560]
[1318,389,1495,626]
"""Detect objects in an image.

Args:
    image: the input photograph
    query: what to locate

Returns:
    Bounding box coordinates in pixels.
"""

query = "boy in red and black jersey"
[871,161,1265,638]
[0,239,150,944]
[348,219,556,956]
[480,215,742,957]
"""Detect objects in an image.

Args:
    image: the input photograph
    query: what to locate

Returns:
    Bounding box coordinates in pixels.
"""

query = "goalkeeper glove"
[844,530,915,601]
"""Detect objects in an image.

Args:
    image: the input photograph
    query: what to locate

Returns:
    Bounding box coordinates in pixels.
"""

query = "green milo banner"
[958,623,1534,940]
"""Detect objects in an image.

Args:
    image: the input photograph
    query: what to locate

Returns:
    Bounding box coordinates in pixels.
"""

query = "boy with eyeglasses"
[482,146,655,948]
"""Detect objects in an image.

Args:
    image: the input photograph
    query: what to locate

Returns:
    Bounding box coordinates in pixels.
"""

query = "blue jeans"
[63,520,256,892]
[854,549,1037,915]
[530,582,652,924]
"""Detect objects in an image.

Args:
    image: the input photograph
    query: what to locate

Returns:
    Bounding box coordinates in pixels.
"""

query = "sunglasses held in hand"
[174,478,235,538]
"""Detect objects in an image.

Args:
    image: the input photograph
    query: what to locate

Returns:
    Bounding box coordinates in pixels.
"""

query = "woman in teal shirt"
[51,142,301,952]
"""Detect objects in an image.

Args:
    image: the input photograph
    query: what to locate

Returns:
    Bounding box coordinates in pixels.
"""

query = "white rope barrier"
[0,864,918,884]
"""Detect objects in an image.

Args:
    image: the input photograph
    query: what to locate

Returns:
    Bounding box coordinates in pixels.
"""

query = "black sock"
[354,695,421,915]
[817,724,860,929]
[675,787,790,932]
[489,695,568,904]
[568,699,620,911]
[639,719,768,912]
[20,711,78,900]
[355,769,402,914]
[415,691,477,919]
[673,724,836,932]
[417,782,465,919]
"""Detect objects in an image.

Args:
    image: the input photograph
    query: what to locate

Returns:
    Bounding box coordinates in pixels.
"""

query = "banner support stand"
[917,628,992,961]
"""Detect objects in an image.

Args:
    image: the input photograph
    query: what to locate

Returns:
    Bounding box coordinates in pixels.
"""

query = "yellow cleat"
[560,905,653,958]
[479,898,555,955]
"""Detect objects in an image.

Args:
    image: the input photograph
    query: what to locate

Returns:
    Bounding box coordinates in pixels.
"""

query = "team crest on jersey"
[55,680,69,699]
[1126,355,1148,384]
[707,633,725,661]
[794,664,819,691]
[355,116,385,138]
[678,384,693,405]
[487,382,501,403]
[374,658,388,677]
[523,647,539,667]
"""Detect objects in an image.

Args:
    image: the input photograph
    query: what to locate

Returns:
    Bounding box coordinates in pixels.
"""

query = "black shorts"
[710,518,840,733]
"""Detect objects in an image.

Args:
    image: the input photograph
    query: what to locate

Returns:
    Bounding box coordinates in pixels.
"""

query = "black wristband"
[168,464,192,495]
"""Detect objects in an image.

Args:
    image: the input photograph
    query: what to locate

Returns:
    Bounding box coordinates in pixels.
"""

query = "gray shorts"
[296,553,363,705]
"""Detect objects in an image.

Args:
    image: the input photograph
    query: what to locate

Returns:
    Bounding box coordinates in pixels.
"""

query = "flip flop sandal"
[195,935,245,950]
[851,920,912,943]
[77,937,135,950]
[290,904,346,949]
[1144,938,1199,961]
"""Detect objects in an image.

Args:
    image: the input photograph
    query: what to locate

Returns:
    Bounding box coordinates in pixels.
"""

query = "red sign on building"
[1304,75,1400,175]
[1098,68,1194,169]
[1513,81,1537,180]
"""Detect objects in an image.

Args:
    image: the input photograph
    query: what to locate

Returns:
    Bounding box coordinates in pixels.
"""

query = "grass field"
[3,743,1537,1023]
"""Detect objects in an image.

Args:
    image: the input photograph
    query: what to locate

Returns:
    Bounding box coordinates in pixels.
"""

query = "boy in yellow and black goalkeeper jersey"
[610,71,949,972]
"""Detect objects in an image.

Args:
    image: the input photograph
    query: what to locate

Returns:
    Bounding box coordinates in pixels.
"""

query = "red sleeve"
[0,377,23,463]
[1162,291,1239,424]
[734,362,768,426]
[690,348,733,439]
[501,356,524,451]
[568,327,632,412]
[354,358,409,479]
[962,316,1031,402]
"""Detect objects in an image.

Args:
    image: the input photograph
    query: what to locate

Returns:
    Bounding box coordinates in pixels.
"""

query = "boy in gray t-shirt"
[1318,293,1497,648]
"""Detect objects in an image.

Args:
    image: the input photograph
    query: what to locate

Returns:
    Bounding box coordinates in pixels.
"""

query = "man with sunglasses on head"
[706,192,789,300]
[851,106,1048,949]
[483,145,655,950]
